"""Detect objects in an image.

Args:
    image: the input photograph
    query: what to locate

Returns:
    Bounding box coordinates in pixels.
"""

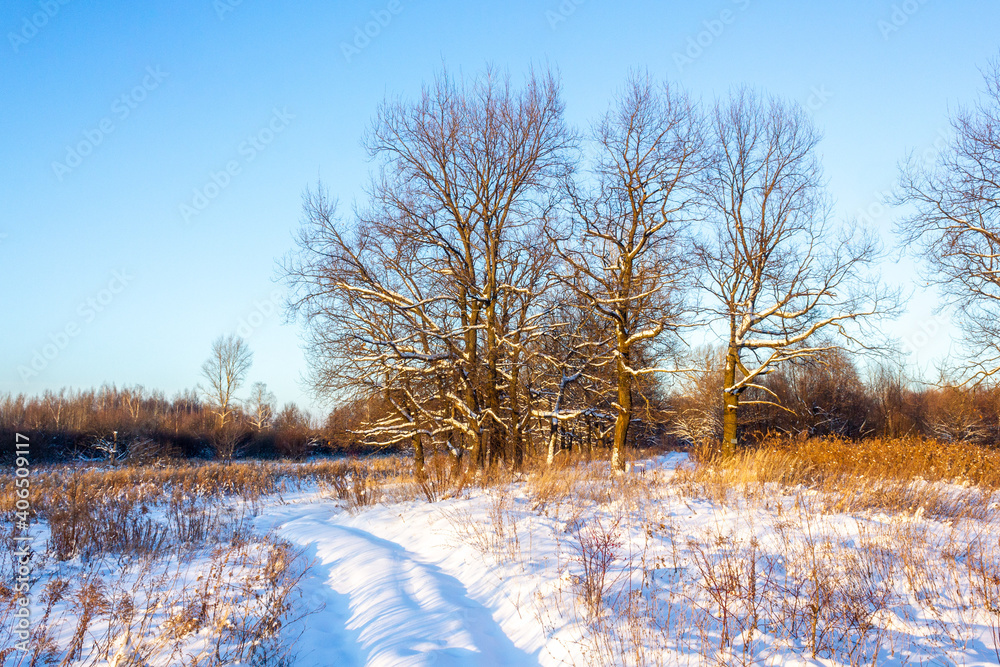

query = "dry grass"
[675,435,1000,520]
[688,435,1000,488]
[445,486,526,565]
[0,458,362,517]
[0,534,309,666]
[0,458,333,665]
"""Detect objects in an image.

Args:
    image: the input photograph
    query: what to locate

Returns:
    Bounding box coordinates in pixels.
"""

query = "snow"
[258,507,535,666]
[11,451,1000,666]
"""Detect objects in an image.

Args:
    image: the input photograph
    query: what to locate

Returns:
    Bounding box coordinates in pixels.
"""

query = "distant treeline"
[670,348,1000,448]
[0,384,379,463]
[4,351,999,464]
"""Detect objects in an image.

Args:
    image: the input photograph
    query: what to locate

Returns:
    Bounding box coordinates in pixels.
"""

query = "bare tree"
[284,67,574,474]
[558,74,701,470]
[696,89,893,456]
[200,334,253,431]
[896,57,1000,384]
[120,384,145,423]
[247,381,276,432]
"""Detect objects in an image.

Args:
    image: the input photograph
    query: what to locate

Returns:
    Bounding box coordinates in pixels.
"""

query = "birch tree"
[247,381,276,432]
[559,75,701,470]
[200,334,253,430]
[896,58,1000,384]
[696,89,892,456]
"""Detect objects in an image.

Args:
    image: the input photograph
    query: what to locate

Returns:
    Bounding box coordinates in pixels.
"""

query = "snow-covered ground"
[261,452,1000,666]
[7,452,1000,666]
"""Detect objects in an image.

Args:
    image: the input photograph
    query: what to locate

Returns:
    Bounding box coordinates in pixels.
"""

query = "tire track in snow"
[271,512,538,666]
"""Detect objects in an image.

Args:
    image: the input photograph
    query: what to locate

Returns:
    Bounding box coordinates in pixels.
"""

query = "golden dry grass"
[675,436,1000,519]
[693,435,1000,487]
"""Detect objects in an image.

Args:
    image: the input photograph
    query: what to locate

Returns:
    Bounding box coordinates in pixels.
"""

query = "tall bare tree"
[696,89,892,456]
[285,67,574,474]
[896,57,1000,384]
[200,334,253,430]
[559,75,701,470]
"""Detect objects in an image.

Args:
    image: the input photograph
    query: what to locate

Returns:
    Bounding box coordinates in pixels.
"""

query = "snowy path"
[258,505,539,667]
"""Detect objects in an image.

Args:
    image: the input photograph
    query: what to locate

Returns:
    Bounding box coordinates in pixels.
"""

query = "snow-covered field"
[5,452,1000,666]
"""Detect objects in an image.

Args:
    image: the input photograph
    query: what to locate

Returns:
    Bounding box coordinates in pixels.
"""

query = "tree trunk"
[612,354,632,471]
[586,417,593,460]
[546,419,558,466]
[484,250,505,467]
[470,429,484,470]
[511,421,524,469]
[722,347,739,457]
[450,443,463,480]
[413,433,425,481]
[461,291,484,470]
[508,366,524,469]
[481,352,500,466]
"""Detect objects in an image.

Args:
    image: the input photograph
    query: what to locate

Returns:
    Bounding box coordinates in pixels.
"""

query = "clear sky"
[3,0,999,415]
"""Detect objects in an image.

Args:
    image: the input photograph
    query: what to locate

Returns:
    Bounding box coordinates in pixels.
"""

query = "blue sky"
[3,0,999,414]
